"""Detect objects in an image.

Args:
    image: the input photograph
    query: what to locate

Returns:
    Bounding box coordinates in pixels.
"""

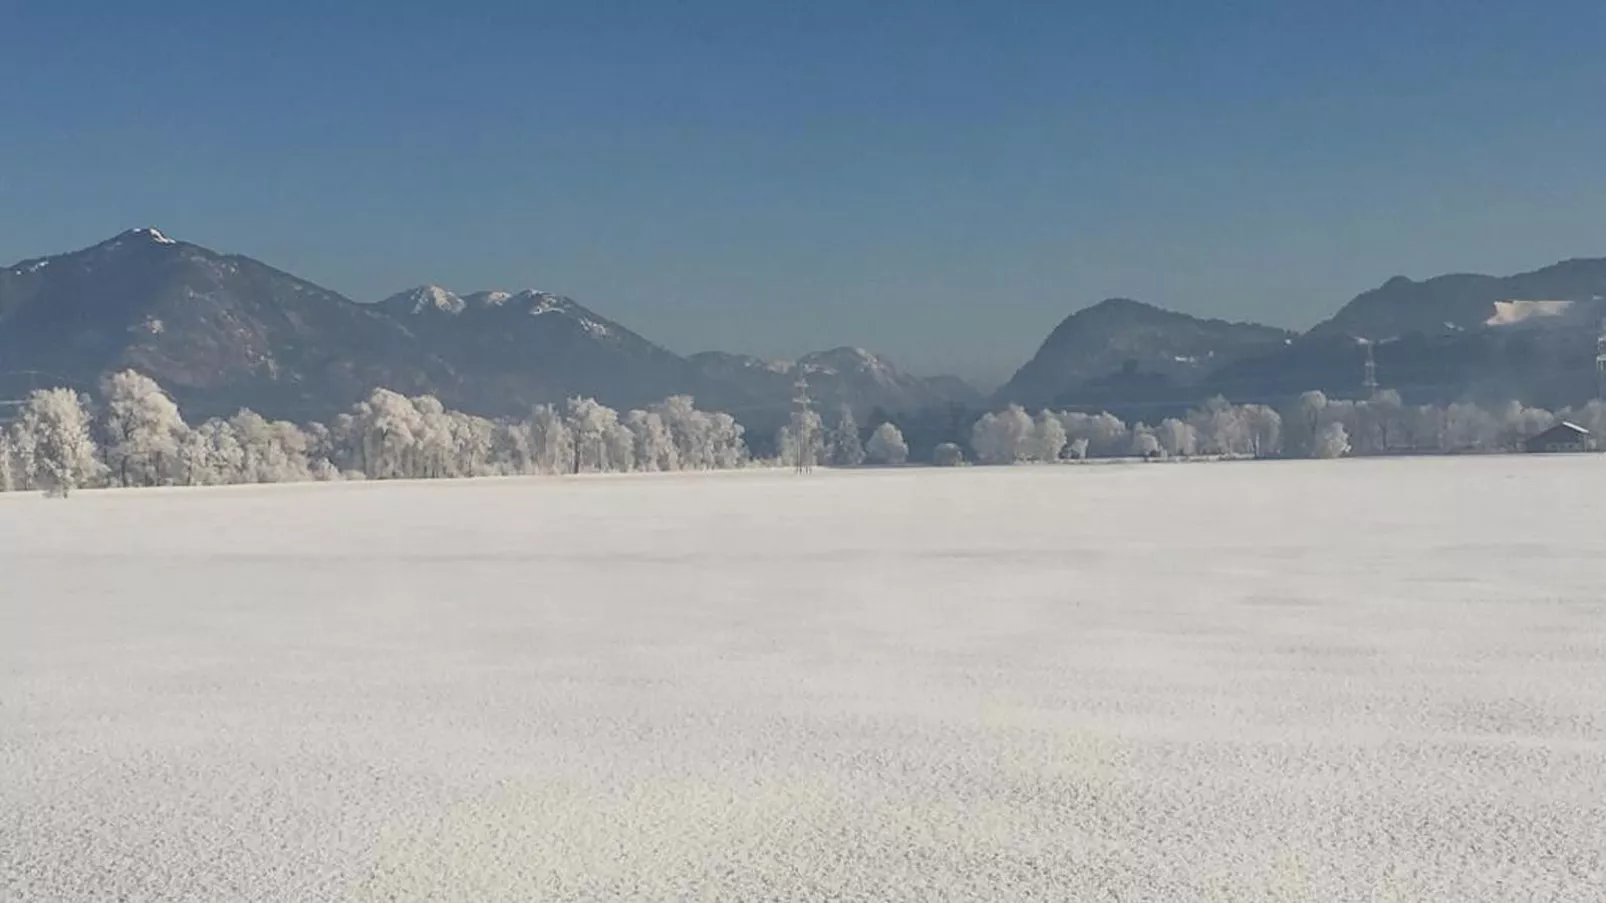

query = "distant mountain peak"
[123,227,177,245]
[995,297,1294,407]
[89,228,180,251]
[798,346,899,379]
[385,285,609,331]
[383,284,466,315]
[50,227,177,255]
[1085,297,1157,312]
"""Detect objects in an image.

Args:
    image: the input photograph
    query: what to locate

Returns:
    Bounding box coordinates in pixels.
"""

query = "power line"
[790,376,814,473]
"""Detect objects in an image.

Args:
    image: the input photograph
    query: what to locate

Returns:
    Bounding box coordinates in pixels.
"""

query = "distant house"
[1524,421,1593,454]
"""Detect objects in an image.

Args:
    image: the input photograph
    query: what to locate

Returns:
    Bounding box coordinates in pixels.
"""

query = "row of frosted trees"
[774,409,910,469]
[967,390,1606,464]
[0,371,753,495]
[4,371,1597,494]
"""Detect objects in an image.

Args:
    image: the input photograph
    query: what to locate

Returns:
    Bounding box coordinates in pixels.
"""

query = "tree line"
[0,372,758,496]
[963,390,1603,464]
[2,372,1598,496]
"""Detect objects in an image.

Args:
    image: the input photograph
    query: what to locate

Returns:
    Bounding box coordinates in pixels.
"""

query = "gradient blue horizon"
[4,1,1604,385]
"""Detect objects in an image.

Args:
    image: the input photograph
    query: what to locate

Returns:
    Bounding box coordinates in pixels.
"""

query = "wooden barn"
[1523,421,1593,454]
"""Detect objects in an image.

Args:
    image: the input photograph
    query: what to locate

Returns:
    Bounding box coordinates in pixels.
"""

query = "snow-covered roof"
[1530,421,1590,439]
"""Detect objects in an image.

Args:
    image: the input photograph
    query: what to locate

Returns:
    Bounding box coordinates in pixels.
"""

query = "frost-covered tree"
[327,411,365,475]
[0,429,17,492]
[412,395,458,479]
[230,411,276,482]
[490,420,536,475]
[15,388,104,496]
[625,409,678,472]
[971,404,1034,464]
[604,418,637,473]
[1033,410,1068,462]
[0,371,764,491]
[1313,421,1350,459]
[1066,437,1090,460]
[527,404,575,474]
[932,442,965,467]
[352,389,424,479]
[776,409,825,469]
[100,370,187,486]
[230,410,313,483]
[1156,418,1198,458]
[177,419,234,485]
[866,421,909,465]
[1441,402,1499,453]
[447,411,496,478]
[566,396,634,473]
[1351,390,1405,455]
[1190,397,1253,457]
[638,397,745,470]
[1130,423,1162,459]
[302,421,333,465]
[772,425,796,467]
[1492,400,1556,453]
[828,407,865,467]
[1284,390,1328,458]
[1059,411,1130,458]
[1241,404,1283,458]
[653,395,713,469]
[707,412,747,469]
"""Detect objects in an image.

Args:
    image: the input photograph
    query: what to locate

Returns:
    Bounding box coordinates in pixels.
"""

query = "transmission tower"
[791,376,815,473]
[1361,340,1379,399]
[1596,318,1606,401]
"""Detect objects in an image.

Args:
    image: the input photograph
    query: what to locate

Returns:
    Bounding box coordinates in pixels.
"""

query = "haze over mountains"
[0,230,977,421]
[3,229,1604,422]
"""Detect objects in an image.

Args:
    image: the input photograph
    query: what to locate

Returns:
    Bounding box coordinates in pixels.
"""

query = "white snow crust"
[3,457,1604,900]
[1486,299,1575,326]
[131,227,176,244]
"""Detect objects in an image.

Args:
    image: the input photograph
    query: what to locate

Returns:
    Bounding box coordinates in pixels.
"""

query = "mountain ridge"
[4,228,1603,421]
[995,297,1297,408]
[1309,257,1606,340]
[0,228,978,421]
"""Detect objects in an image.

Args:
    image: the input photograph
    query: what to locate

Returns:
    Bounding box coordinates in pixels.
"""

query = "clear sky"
[3,1,1604,385]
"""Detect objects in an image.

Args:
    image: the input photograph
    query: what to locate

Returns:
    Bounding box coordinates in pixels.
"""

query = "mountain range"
[999,260,1606,414]
[3,229,1604,422]
[0,229,976,421]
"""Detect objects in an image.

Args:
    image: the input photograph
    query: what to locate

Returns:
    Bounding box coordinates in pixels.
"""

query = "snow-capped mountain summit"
[380,286,615,336]
[373,284,696,412]
[125,227,177,245]
[383,284,467,315]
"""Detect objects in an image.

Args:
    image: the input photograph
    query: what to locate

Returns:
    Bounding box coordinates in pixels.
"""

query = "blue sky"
[3,1,1604,385]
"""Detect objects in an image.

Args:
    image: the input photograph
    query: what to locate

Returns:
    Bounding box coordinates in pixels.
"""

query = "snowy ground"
[3,458,1604,902]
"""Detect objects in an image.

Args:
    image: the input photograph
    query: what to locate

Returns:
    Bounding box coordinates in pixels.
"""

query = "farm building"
[1523,422,1593,454]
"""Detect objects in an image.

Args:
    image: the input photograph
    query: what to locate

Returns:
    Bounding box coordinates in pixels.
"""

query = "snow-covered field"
[3,458,1604,901]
